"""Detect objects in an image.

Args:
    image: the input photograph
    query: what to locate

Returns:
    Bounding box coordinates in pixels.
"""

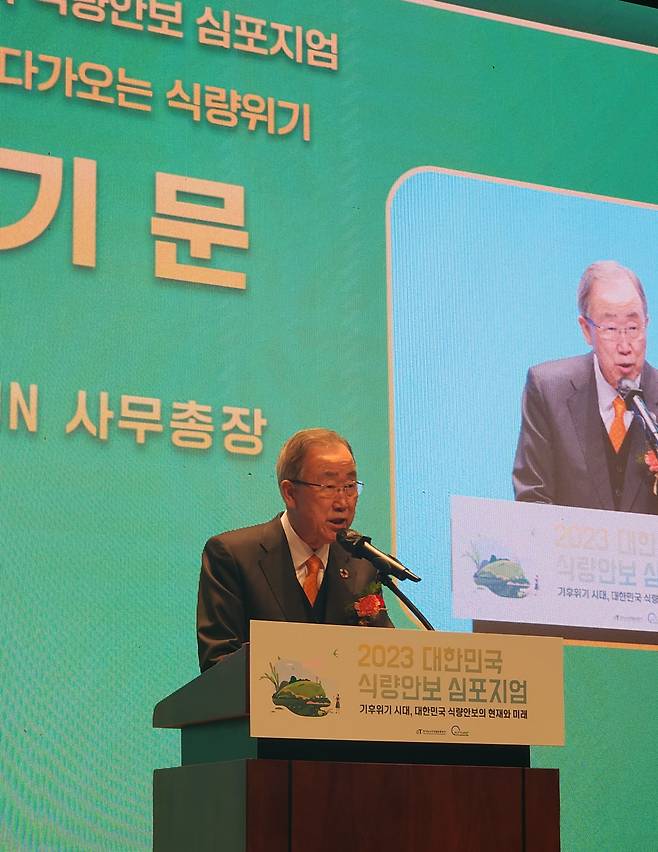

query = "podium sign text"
[249,621,564,745]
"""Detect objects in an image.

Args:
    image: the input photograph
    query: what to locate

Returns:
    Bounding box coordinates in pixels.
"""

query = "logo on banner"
[261,659,336,718]
[465,542,532,599]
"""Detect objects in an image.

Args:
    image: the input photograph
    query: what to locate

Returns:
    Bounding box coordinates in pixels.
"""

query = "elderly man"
[197,428,393,670]
[513,260,658,512]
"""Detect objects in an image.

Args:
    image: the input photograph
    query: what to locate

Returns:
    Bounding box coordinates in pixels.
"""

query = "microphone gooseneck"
[617,379,658,453]
[336,528,421,582]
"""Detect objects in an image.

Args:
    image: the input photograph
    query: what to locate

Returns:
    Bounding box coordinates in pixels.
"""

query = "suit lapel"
[620,422,646,511]
[324,544,361,624]
[567,358,614,510]
[621,362,658,511]
[257,518,313,623]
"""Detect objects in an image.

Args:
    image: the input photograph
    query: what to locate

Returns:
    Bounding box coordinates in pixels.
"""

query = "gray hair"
[577,260,648,318]
[276,428,354,484]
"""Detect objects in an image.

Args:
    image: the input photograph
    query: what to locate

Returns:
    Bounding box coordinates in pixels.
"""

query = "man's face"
[281,441,358,550]
[578,275,648,388]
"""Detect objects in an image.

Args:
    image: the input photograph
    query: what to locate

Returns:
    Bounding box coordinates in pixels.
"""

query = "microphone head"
[617,379,644,410]
[336,528,369,556]
[617,378,635,398]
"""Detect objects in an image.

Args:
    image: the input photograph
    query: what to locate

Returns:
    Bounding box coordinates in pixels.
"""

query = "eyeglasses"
[585,317,645,341]
[291,480,363,499]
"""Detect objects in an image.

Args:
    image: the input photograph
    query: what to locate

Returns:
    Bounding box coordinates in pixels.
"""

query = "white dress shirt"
[593,355,637,433]
[280,511,329,589]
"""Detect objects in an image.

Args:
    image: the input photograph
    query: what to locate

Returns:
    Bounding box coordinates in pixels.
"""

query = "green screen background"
[2,1,656,848]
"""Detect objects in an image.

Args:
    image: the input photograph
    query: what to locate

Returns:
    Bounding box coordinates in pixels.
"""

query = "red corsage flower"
[644,451,658,496]
[354,594,386,618]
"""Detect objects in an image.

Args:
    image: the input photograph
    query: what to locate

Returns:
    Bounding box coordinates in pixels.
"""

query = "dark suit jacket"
[197,516,394,670]
[513,353,658,512]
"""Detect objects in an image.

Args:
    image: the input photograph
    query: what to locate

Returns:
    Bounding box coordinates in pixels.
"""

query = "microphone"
[617,379,658,452]
[336,529,421,582]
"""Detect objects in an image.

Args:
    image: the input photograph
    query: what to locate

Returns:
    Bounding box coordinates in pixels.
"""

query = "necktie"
[609,396,627,453]
[303,555,323,605]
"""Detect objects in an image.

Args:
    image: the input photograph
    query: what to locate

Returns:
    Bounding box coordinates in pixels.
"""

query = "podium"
[153,642,560,851]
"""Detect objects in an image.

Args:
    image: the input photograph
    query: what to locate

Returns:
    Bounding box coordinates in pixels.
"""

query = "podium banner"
[452,496,658,633]
[249,621,564,745]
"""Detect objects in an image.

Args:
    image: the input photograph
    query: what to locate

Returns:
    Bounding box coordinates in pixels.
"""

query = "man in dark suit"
[513,260,658,512]
[197,428,393,671]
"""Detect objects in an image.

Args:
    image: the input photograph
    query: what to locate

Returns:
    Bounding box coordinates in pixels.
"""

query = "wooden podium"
[153,643,560,851]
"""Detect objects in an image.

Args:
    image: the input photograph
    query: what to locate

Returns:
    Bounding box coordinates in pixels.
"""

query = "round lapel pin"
[339,567,350,579]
